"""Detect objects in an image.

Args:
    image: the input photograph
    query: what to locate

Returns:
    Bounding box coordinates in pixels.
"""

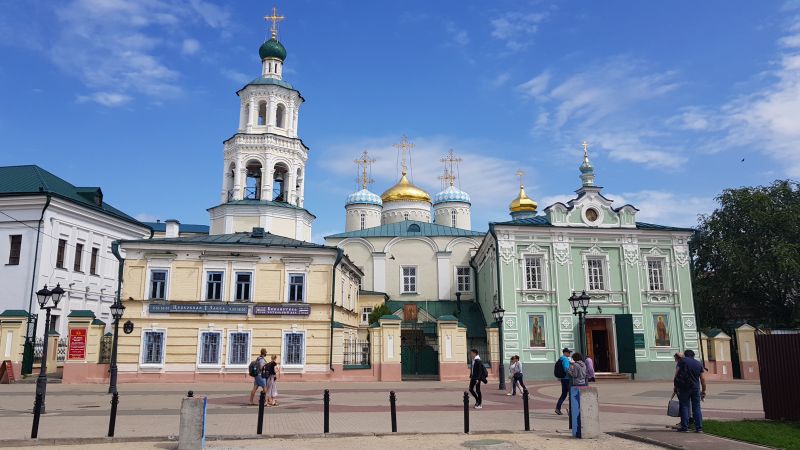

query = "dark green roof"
[493,216,695,232]
[0,309,29,318]
[327,220,485,239]
[332,321,345,329]
[91,319,106,326]
[0,165,148,230]
[437,315,460,322]
[259,38,286,61]
[144,222,209,234]
[380,314,402,321]
[121,231,329,250]
[241,76,293,91]
[208,199,316,219]
[386,300,487,338]
[67,310,96,318]
[359,290,389,299]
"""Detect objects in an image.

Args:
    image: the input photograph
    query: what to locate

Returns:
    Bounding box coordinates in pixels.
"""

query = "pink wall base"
[439,362,469,381]
[62,363,110,384]
[739,361,760,380]
[379,362,401,381]
[704,361,733,381]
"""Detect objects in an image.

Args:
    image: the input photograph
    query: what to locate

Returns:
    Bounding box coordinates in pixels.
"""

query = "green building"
[472,146,697,380]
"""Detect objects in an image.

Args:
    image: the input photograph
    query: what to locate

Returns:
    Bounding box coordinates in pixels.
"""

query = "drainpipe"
[23,193,51,375]
[109,242,125,394]
[489,223,506,390]
[329,248,344,372]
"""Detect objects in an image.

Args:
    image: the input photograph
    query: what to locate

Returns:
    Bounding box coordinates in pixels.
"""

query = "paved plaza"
[0,379,763,447]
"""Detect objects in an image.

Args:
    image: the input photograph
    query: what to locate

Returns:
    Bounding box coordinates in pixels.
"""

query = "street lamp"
[568,291,591,355]
[107,301,125,394]
[33,283,64,416]
[491,305,506,390]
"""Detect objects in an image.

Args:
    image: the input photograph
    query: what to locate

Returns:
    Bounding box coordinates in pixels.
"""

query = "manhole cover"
[462,439,513,448]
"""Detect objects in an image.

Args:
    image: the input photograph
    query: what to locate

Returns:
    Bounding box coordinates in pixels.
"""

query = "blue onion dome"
[433,185,471,205]
[346,189,383,206]
[259,38,287,61]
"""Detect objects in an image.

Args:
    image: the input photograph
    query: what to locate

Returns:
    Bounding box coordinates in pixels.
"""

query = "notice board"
[68,328,87,360]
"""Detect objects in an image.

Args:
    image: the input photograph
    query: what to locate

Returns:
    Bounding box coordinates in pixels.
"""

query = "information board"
[68,328,87,360]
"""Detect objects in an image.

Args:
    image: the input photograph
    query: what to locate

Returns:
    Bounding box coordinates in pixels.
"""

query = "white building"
[0,165,151,337]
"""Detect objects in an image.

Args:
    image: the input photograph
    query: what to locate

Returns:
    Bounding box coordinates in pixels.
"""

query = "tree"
[691,180,800,329]
[368,303,391,325]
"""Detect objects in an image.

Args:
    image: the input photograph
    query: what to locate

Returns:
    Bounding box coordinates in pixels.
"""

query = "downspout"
[489,224,503,363]
[111,242,124,305]
[23,193,51,375]
[27,194,51,315]
[329,248,344,372]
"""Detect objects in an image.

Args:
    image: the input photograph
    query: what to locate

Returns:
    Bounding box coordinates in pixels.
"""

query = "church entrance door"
[585,318,617,373]
[400,323,439,380]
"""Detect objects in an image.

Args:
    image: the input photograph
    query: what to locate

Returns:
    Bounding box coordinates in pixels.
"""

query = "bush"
[368,304,391,325]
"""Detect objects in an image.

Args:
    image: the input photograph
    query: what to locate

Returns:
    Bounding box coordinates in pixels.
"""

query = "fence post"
[256,391,266,435]
[323,389,330,434]
[31,392,43,439]
[522,388,530,431]
[389,391,397,432]
[108,392,119,437]
[463,391,469,434]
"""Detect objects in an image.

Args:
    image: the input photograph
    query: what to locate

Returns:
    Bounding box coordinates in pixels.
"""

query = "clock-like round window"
[586,208,599,222]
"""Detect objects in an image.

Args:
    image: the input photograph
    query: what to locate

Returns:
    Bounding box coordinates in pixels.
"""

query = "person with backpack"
[674,349,706,432]
[248,348,268,405]
[554,347,572,415]
[468,348,487,409]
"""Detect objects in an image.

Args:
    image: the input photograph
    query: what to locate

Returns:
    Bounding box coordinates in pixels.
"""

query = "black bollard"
[31,392,43,439]
[522,388,530,431]
[257,391,266,435]
[389,391,397,433]
[108,392,119,437]
[323,389,330,433]
[463,391,469,434]
[188,390,194,398]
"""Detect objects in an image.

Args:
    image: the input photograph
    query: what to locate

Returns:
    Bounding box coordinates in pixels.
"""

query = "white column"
[286,169,296,205]
[238,103,246,130]
[437,252,451,300]
[373,253,386,293]
[233,160,243,201]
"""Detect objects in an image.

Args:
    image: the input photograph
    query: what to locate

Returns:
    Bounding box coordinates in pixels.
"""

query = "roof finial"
[516,169,525,188]
[438,168,456,188]
[579,140,596,187]
[440,149,462,187]
[393,135,414,176]
[264,6,285,39]
[582,141,590,165]
[354,151,375,190]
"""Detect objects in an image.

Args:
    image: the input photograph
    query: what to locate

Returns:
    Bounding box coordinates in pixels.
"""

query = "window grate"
[200,332,221,365]
[143,331,164,364]
[284,333,304,365]
[587,258,605,291]
[229,332,250,365]
[456,266,471,292]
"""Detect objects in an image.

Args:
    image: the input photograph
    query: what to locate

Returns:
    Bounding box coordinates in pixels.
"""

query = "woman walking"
[506,355,527,396]
[264,354,280,406]
[569,352,588,386]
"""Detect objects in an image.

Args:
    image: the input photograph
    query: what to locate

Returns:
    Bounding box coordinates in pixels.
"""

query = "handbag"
[667,392,680,417]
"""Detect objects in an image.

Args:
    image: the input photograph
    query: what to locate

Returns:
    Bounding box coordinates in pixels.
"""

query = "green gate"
[401,324,439,379]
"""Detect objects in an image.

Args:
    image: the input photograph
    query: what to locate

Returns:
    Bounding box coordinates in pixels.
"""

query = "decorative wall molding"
[623,244,640,266]
[553,242,570,266]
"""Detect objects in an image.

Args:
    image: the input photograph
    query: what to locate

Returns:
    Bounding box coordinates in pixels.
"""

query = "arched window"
[360,213,366,230]
[403,213,409,221]
[451,210,457,227]
[244,160,263,200]
[257,101,267,126]
[272,163,289,202]
[407,224,421,233]
[276,104,286,128]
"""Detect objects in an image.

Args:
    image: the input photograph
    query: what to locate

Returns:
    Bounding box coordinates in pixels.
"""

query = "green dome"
[259,38,286,61]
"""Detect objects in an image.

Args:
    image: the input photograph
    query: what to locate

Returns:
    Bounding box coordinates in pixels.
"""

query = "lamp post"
[568,291,591,355]
[107,301,126,394]
[491,305,506,390]
[33,283,64,414]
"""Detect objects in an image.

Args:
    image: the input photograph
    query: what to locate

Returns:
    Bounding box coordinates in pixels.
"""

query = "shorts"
[254,374,267,387]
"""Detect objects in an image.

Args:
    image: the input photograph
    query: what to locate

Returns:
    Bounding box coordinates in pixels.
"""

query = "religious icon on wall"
[529,315,546,348]
[654,313,671,347]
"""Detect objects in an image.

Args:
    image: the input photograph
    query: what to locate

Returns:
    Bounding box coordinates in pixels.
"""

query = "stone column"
[735,324,759,380]
[376,315,401,381]
[0,312,29,380]
[437,316,467,381]
[372,253,386,293]
[248,99,257,130]
[436,252,451,300]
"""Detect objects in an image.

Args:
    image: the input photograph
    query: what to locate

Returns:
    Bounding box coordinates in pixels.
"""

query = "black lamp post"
[33,283,64,415]
[568,291,591,355]
[107,301,126,394]
[491,305,506,390]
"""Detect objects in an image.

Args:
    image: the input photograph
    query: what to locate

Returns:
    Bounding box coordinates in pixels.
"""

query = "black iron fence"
[467,338,491,367]
[99,335,113,364]
[343,340,370,368]
[56,338,67,363]
[32,338,44,364]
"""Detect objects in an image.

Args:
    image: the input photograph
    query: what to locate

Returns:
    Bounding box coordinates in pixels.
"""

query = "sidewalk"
[611,429,772,450]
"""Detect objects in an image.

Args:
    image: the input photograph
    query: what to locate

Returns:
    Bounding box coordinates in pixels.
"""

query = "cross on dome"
[354,151,376,190]
[440,149,462,187]
[264,6,285,39]
[393,135,414,175]
[516,169,525,187]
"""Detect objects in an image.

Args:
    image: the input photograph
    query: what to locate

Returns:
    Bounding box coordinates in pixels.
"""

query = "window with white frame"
[360,213,366,230]
[206,271,224,301]
[647,259,665,291]
[235,272,252,302]
[401,266,417,293]
[149,270,168,300]
[288,273,305,303]
[228,332,250,365]
[586,257,606,291]
[199,331,222,365]
[524,256,543,290]
[361,307,373,325]
[456,266,471,292]
[142,330,165,365]
[283,332,304,366]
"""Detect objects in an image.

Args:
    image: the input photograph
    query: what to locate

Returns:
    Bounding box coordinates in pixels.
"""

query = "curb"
[607,431,683,449]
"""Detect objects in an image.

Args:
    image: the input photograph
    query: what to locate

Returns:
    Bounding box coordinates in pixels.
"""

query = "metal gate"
[400,323,439,379]
[756,333,800,421]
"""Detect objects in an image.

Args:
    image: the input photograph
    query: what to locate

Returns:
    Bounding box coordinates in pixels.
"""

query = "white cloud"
[445,21,469,47]
[592,131,688,169]
[181,38,200,55]
[221,68,250,84]
[490,11,548,52]
[135,212,159,222]
[77,91,132,107]
[491,72,511,88]
[671,107,712,131]
[612,190,713,227]
[518,72,550,98]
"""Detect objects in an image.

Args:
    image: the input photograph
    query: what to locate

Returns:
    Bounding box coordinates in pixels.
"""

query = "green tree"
[691,180,800,329]
[368,303,391,325]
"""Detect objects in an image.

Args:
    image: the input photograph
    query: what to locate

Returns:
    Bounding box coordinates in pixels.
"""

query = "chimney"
[165,219,180,238]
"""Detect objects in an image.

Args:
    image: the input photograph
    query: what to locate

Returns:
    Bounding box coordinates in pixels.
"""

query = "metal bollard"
[188,390,194,398]
[522,388,530,431]
[257,391,266,435]
[31,392,43,439]
[108,392,119,437]
[463,391,469,434]
[323,389,330,434]
[389,391,397,433]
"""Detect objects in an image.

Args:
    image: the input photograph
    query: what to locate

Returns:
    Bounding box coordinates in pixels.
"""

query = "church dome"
[509,185,538,213]
[346,189,382,206]
[259,38,287,61]
[433,185,471,205]
[381,172,431,203]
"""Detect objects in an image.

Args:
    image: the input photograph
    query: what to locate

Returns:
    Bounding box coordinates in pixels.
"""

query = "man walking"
[249,348,268,405]
[469,348,485,409]
[674,349,706,432]
[554,347,572,415]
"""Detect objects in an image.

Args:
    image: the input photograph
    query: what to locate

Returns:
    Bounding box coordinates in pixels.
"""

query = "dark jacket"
[470,356,484,381]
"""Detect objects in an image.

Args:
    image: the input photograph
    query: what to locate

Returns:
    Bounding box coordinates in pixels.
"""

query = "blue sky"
[2,0,799,241]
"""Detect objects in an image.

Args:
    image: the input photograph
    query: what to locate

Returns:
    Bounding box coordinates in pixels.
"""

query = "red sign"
[0,360,14,384]
[68,328,87,360]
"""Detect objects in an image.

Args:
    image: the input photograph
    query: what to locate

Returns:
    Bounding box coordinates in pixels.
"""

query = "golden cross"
[440,149,463,187]
[582,140,589,157]
[438,168,456,187]
[516,169,525,187]
[264,6,285,39]
[354,151,375,190]
[393,135,414,175]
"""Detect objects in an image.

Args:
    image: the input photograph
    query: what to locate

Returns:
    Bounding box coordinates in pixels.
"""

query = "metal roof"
[208,199,316,218]
[143,222,210,234]
[386,300,487,337]
[326,220,484,239]
[493,215,695,232]
[121,231,330,249]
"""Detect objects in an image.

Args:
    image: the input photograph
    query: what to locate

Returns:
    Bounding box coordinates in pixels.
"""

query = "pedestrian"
[264,354,279,406]
[554,347,572,415]
[672,352,693,428]
[249,348,268,405]
[674,349,706,433]
[507,355,527,396]
[585,354,596,382]
[469,348,486,409]
[569,352,588,386]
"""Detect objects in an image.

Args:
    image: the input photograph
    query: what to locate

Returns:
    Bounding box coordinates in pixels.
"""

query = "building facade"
[473,147,698,380]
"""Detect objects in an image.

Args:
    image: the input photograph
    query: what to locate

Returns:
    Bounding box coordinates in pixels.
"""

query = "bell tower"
[209,8,315,242]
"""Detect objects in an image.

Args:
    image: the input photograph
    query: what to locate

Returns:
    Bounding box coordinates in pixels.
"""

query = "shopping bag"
[667,393,680,417]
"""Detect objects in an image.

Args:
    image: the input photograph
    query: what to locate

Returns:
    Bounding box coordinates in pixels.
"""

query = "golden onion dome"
[381,171,431,203]
[509,185,538,213]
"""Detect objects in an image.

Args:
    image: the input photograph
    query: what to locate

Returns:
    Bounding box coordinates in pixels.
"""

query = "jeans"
[555,378,570,411]
[512,373,527,395]
[469,379,482,405]
[677,388,703,431]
